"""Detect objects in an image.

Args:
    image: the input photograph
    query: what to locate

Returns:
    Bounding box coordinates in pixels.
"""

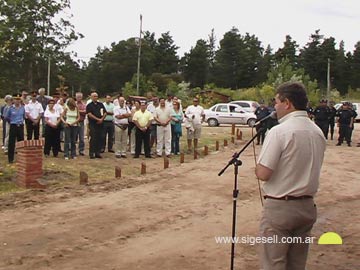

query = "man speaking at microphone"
[255,82,326,270]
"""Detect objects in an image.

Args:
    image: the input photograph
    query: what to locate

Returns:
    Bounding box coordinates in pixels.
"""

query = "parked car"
[334,102,360,122]
[229,100,259,113]
[204,103,257,127]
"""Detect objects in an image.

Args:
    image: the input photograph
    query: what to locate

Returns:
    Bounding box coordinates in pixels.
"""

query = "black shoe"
[347,143,351,147]
[108,149,115,153]
[90,155,95,159]
[79,152,85,156]
[336,142,341,146]
[95,154,102,159]
[133,156,139,158]
[100,149,105,153]
[59,149,63,152]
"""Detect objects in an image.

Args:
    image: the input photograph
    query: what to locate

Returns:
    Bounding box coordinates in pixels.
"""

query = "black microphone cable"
[251,125,264,206]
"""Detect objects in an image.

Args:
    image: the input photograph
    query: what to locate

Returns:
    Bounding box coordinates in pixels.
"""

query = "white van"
[334,102,360,122]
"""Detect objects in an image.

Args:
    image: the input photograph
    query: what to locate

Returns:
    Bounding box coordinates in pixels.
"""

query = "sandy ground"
[0,125,359,270]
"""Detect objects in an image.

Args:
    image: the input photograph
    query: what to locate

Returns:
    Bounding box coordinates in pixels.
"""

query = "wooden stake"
[216,141,219,151]
[141,162,146,175]
[231,123,235,135]
[224,139,228,147]
[80,171,88,185]
[164,157,169,169]
[204,145,209,156]
[180,152,185,164]
[194,150,198,160]
[115,166,121,178]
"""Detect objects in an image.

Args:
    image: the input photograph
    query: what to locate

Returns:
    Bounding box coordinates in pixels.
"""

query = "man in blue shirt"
[6,94,25,163]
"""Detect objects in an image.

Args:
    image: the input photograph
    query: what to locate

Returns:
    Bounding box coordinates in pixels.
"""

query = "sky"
[66,0,360,62]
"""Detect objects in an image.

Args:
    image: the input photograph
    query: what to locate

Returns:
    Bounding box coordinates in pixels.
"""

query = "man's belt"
[264,195,313,201]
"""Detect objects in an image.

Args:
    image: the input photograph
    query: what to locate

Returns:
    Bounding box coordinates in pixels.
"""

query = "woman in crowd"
[128,100,140,155]
[44,99,61,157]
[61,97,80,159]
[171,100,183,155]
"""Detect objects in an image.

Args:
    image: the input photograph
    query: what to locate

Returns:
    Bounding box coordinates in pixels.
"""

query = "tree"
[274,35,299,67]
[212,28,264,89]
[182,39,210,88]
[0,0,82,93]
[154,32,179,74]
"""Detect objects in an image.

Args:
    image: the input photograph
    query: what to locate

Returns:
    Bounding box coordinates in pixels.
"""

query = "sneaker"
[65,157,69,160]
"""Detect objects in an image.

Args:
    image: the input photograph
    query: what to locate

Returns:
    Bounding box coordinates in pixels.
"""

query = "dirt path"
[0,135,359,270]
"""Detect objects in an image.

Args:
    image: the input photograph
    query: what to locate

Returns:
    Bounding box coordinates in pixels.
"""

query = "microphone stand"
[218,126,266,270]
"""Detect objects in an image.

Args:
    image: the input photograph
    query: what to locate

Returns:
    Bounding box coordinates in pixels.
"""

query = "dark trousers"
[76,121,85,154]
[89,123,104,157]
[315,120,329,139]
[329,120,335,140]
[256,123,267,144]
[338,124,351,144]
[44,125,60,156]
[171,125,180,154]
[135,127,151,157]
[8,124,24,163]
[64,126,79,158]
[25,119,40,140]
[102,121,114,151]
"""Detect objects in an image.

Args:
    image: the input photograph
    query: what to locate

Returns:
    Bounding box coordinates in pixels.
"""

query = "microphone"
[254,111,277,126]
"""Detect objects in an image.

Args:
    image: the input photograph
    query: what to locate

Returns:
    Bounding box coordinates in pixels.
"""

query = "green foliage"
[0,0,82,93]
[122,82,137,98]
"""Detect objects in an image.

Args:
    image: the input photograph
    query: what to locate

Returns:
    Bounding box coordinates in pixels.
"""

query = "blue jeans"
[64,126,79,158]
[171,125,181,154]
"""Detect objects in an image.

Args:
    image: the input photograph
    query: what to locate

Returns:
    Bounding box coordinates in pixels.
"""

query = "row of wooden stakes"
[79,126,243,185]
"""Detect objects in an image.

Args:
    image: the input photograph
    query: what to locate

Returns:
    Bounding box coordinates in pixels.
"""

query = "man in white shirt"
[25,91,44,140]
[114,97,131,158]
[184,97,205,153]
[165,93,173,110]
[154,97,172,157]
[255,82,326,270]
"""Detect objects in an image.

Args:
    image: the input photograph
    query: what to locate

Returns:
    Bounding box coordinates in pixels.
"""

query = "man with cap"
[86,91,107,159]
[37,88,49,137]
[336,102,354,147]
[132,100,153,158]
[5,94,25,163]
[254,100,270,145]
[312,99,331,139]
[25,91,44,140]
[328,101,338,140]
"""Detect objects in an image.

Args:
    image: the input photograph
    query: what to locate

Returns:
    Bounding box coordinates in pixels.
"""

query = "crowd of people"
[0,90,206,163]
[254,98,359,147]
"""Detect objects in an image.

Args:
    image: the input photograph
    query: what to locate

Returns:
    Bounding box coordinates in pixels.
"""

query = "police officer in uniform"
[5,94,25,163]
[313,99,331,139]
[348,102,358,143]
[336,102,354,146]
[328,101,337,140]
[254,100,270,145]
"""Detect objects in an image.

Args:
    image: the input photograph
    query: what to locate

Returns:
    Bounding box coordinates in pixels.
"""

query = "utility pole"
[136,14,143,96]
[327,58,330,104]
[47,56,51,96]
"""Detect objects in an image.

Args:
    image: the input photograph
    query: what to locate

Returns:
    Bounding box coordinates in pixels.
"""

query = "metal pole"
[327,58,330,104]
[136,14,143,96]
[47,56,51,96]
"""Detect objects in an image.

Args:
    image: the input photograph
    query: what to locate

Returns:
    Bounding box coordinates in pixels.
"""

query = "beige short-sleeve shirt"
[258,111,326,197]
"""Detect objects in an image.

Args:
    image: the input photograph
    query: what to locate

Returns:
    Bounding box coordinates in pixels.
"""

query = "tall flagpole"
[136,14,143,96]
